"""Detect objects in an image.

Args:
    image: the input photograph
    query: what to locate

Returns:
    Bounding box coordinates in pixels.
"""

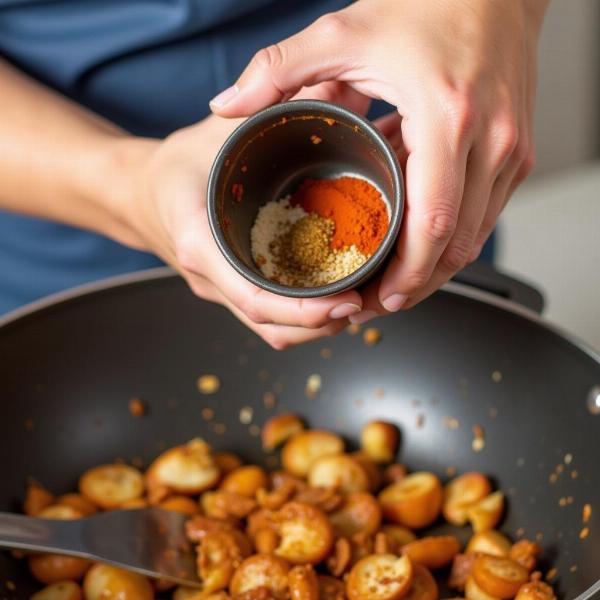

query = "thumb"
[210,15,353,117]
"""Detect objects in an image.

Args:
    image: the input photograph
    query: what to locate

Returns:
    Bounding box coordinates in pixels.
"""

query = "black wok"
[0,265,598,598]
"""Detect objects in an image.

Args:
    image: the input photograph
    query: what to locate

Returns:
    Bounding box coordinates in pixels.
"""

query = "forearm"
[0,59,157,246]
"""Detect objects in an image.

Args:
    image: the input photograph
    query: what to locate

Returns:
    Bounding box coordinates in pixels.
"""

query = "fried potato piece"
[443,473,492,526]
[282,430,344,477]
[289,565,319,600]
[380,525,417,548]
[186,514,236,543]
[330,492,382,538]
[515,574,556,600]
[308,455,370,494]
[38,505,82,520]
[350,452,383,492]
[403,564,438,600]
[378,472,442,529]
[173,587,230,600]
[198,529,252,593]
[360,421,399,464]
[449,554,477,592]
[146,438,220,495]
[159,495,199,516]
[29,555,90,585]
[509,540,541,571]
[275,501,334,565]
[229,555,290,598]
[79,464,144,509]
[465,576,501,600]
[56,494,97,517]
[214,452,243,476]
[24,482,55,517]
[220,465,269,498]
[346,554,413,600]
[466,531,511,558]
[318,575,346,600]
[262,414,305,451]
[402,535,460,570]
[30,581,82,600]
[472,556,529,599]
[83,564,153,600]
[467,492,504,533]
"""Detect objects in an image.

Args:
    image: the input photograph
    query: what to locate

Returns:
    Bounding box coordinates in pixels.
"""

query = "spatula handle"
[0,511,88,557]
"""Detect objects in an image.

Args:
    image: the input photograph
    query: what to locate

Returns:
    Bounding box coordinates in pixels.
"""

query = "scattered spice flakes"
[201,407,215,421]
[443,416,460,430]
[545,568,557,582]
[535,532,544,541]
[491,370,503,383]
[363,327,382,346]
[555,464,564,474]
[566,496,574,505]
[564,453,573,464]
[579,527,590,540]
[197,375,220,395]
[241,165,248,173]
[232,182,244,202]
[263,392,276,409]
[24,418,34,431]
[583,503,592,523]
[310,134,322,145]
[446,466,457,477]
[214,423,227,435]
[549,473,558,484]
[559,497,567,508]
[354,398,365,408]
[346,323,361,335]
[249,424,261,437]
[305,374,322,398]
[128,397,146,417]
[472,424,485,452]
[416,413,425,428]
[570,565,578,573]
[239,406,253,425]
[515,527,525,538]
[374,387,385,398]
[571,470,579,479]
[320,348,332,359]
[323,117,336,126]
[411,399,422,408]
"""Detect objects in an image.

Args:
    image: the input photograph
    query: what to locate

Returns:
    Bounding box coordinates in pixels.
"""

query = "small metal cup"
[207,100,403,298]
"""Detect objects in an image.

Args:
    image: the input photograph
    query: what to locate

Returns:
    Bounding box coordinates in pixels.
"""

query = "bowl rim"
[207,99,404,298]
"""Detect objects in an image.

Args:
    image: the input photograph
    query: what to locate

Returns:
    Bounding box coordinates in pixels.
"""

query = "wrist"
[89,134,160,249]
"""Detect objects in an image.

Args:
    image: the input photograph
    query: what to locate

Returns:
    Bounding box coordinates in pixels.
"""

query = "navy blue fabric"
[0,0,351,313]
[0,0,494,314]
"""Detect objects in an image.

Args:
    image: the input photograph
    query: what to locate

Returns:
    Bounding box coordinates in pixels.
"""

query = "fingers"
[293,81,371,116]
[210,13,359,117]
[185,271,349,350]
[377,109,472,311]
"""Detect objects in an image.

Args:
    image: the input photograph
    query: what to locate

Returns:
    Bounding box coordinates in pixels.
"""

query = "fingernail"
[210,84,239,108]
[348,310,378,325]
[382,293,408,312]
[328,303,361,320]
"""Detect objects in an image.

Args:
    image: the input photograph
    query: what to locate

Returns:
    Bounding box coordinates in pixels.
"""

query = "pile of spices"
[251,175,388,287]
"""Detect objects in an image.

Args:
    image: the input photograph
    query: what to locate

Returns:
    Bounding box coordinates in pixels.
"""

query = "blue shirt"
[0,0,352,313]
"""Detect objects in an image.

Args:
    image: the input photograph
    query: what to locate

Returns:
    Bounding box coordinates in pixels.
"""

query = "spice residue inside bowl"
[250,175,389,287]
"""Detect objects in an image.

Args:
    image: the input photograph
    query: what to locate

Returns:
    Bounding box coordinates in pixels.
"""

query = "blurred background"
[497,0,600,350]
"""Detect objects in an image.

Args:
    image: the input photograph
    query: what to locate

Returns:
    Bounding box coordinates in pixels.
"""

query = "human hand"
[209,0,548,318]
[120,85,371,348]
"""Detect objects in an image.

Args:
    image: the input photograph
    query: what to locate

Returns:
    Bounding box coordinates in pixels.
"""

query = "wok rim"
[0,266,598,365]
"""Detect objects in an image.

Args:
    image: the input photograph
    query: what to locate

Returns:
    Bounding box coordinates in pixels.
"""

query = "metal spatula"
[0,508,201,587]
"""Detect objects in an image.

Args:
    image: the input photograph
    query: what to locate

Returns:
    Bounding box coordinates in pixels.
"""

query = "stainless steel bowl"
[207,100,403,298]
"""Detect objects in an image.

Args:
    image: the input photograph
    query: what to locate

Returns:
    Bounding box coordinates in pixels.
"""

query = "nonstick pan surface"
[0,267,598,598]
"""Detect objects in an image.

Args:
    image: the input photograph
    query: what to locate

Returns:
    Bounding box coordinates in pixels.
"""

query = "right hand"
[119,87,370,349]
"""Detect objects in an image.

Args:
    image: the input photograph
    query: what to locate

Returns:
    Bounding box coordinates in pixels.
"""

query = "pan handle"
[451,262,545,314]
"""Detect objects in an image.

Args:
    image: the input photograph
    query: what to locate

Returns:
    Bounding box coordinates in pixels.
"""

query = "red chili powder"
[290,176,388,255]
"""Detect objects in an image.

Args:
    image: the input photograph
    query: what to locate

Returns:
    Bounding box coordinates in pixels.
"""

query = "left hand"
[210,0,548,320]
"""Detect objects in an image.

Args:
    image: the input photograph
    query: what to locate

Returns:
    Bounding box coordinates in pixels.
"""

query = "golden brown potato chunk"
[346,554,413,600]
[281,430,344,477]
[79,464,144,509]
